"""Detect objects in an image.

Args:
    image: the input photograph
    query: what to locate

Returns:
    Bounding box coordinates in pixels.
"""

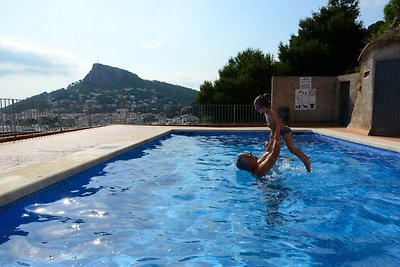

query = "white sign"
[300,77,312,89]
[295,88,316,110]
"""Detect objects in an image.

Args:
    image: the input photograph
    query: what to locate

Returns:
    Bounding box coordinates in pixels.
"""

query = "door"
[371,59,400,137]
[338,81,350,126]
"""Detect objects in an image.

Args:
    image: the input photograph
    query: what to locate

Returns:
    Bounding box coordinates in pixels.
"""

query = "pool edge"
[312,128,400,153]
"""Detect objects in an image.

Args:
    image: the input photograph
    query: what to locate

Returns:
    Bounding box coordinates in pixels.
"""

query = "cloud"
[0,39,81,77]
[142,38,166,49]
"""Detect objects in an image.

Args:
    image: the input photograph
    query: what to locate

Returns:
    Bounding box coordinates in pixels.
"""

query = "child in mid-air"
[254,94,311,172]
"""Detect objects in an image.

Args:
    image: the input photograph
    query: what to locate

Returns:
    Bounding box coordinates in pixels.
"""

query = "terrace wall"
[271,76,358,126]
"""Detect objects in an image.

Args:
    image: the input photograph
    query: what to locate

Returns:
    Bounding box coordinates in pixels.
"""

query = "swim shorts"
[280,126,292,136]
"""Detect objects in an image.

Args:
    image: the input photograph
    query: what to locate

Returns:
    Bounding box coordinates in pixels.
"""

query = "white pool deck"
[0,125,399,207]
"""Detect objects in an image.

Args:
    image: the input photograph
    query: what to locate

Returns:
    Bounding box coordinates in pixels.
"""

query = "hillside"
[27,63,198,114]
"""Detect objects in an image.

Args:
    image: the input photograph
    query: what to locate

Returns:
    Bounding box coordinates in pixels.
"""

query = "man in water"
[236,120,281,177]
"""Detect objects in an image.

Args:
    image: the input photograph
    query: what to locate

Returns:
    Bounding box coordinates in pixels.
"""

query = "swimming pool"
[0,131,399,266]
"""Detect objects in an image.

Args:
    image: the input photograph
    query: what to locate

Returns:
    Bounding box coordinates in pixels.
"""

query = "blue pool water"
[0,132,399,266]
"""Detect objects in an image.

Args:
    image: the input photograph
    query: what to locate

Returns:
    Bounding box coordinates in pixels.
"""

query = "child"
[254,94,311,172]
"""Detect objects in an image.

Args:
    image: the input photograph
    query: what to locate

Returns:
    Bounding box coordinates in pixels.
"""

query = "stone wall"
[349,39,400,132]
[347,58,374,131]
[271,76,338,125]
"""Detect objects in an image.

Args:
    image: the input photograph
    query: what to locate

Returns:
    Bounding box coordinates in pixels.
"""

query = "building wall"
[271,40,400,134]
[348,40,400,132]
[271,76,338,124]
[368,41,400,61]
[347,58,374,130]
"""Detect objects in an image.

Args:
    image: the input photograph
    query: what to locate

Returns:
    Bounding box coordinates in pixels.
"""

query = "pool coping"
[0,125,399,208]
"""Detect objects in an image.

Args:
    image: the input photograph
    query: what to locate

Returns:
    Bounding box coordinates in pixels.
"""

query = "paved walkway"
[0,125,399,207]
[314,127,400,152]
[0,125,172,174]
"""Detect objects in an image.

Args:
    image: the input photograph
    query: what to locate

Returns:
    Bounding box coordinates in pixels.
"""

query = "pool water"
[0,132,399,266]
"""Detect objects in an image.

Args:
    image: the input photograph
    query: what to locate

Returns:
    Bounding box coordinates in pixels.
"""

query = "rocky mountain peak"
[83,63,142,88]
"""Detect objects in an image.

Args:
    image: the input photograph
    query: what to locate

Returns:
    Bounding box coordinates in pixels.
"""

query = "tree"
[196,48,278,105]
[366,0,400,39]
[366,21,385,39]
[384,0,400,27]
[278,0,366,75]
[197,81,216,104]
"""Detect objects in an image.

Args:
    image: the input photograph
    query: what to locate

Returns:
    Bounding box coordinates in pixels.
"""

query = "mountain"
[27,63,198,114]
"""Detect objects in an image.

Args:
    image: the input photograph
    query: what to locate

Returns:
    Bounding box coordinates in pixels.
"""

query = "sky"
[0,0,389,99]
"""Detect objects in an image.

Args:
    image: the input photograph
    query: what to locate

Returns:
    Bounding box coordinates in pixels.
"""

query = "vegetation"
[383,0,400,30]
[278,0,366,75]
[197,49,278,105]
[198,0,397,105]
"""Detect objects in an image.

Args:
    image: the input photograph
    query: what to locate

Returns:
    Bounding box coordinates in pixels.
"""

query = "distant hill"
[25,63,198,114]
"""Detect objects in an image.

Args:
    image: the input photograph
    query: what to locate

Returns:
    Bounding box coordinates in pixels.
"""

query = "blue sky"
[0,0,388,99]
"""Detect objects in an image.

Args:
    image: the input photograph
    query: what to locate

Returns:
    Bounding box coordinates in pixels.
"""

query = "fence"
[178,105,264,125]
[0,98,265,136]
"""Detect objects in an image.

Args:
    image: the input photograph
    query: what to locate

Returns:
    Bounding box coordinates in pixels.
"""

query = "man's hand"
[274,120,282,139]
[264,140,270,151]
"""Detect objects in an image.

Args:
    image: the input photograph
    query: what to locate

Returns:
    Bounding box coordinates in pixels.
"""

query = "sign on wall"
[295,77,316,110]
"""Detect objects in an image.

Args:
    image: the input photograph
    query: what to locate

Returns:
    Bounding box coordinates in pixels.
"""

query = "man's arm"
[265,112,279,152]
[255,122,281,176]
[265,127,274,152]
[258,149,271,163]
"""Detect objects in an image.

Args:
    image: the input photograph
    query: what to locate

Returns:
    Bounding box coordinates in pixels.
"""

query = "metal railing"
[0,98,265,136]
[177,105,264,125]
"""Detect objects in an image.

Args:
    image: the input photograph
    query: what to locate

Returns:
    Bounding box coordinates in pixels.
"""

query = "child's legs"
[282,133,305,158]
[282,132,311,171]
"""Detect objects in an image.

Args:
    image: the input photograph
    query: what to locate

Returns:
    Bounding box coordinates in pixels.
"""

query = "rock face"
[82,63,143,88]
